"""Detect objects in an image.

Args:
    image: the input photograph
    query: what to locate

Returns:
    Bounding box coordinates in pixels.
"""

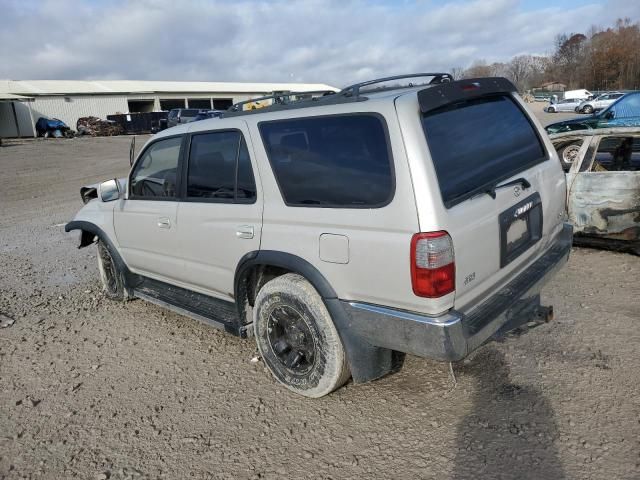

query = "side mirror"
[604,110,615,120]
[99,179,121,202]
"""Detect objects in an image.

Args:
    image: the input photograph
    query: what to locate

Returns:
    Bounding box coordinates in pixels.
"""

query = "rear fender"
[235,251,397,384]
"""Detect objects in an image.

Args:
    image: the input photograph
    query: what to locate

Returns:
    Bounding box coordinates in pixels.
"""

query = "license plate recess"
[499,192,543,267]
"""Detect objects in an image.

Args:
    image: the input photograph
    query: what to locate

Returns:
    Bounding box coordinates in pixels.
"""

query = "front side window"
[130,136,181,198]
[259,114,393,207]
[186,131,256,202]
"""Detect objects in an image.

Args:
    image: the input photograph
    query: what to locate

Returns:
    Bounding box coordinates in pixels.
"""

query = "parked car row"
[546,91,640,133]
[166,108,224,128]
[545,92,626,114]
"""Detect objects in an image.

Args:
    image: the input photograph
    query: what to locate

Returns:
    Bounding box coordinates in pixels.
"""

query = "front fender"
[65,198,118,248]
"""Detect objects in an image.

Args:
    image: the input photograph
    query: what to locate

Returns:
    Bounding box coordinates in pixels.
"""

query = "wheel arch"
[65,220,138,290]
[234,250,397,383]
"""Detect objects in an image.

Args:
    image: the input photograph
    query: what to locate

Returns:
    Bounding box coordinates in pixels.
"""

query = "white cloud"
[0,0,638,86]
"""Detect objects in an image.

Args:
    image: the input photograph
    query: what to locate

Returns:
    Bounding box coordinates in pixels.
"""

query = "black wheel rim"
[267,305,316,375]
[99,246,118,295]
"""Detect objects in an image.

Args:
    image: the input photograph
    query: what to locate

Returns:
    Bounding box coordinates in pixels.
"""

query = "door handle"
[236,225,254,239]
[157,217,171,229]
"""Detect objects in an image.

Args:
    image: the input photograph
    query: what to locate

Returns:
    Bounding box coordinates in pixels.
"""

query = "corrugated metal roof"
[0,92,34,101]
[0,79,338,96]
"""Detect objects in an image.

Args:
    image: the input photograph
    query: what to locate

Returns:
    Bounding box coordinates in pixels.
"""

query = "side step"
[132,277,248,338]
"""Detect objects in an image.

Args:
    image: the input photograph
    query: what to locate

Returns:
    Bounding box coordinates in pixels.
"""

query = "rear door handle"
[157,217,171,229]
[236,225,254,239]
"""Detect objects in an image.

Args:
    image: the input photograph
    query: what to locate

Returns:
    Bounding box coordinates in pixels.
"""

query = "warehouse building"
[0,80,337,138]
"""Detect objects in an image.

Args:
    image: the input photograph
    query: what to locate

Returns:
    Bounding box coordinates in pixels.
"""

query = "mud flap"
[324,298,395,383]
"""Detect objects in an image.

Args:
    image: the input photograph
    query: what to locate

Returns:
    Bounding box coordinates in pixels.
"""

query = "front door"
[114,135,184,281]
[568,134,640,239]
[176,124,262,300]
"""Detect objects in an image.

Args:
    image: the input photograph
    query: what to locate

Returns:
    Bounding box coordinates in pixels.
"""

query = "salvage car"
[546,91,640,133]
[550,127,640,254]
[544,98,583,113]
[166,108,204,128]
[577,92,625,114]
[66,74,572,397]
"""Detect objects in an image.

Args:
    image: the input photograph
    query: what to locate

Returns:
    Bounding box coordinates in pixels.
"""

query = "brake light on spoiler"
[410,231,455,298]
[417,77,518,114]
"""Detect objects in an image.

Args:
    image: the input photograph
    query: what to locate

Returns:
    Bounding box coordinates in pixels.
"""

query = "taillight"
[411,231,455,298]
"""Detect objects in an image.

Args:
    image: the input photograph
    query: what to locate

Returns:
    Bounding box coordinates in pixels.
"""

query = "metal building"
[0,80,337,138]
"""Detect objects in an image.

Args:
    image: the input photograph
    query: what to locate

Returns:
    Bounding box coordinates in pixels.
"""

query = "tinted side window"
[130,136,181,198]
[259,115,393,207]
[187,131,256,202]
[236,137,257,201]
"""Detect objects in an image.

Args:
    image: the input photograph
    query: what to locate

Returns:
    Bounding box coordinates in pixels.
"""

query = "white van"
[564,89,592,101]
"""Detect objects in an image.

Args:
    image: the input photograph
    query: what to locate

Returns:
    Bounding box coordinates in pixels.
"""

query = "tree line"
[452,18,640,92]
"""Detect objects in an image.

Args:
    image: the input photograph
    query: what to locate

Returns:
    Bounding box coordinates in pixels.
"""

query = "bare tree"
[458,18,640,91]
[450,67,464,80]
[463,60,493,78]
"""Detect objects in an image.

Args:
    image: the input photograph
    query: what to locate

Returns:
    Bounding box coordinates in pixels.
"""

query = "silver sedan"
[545,98,584,113]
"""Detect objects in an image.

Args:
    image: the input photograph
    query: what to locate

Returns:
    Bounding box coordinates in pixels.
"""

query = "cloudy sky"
[0,0,638,86]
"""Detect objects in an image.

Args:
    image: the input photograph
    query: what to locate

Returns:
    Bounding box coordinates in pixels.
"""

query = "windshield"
[422,95,547,208]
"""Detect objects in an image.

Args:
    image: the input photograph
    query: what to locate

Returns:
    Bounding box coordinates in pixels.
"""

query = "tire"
[96,240,128,301]
[559,143,581,170]
[583,105,593,114]
[548,107,555,113]
[253,273,350,398]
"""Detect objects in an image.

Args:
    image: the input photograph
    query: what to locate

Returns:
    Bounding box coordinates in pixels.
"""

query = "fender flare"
[234,250,395,383]
[64,220,138,290]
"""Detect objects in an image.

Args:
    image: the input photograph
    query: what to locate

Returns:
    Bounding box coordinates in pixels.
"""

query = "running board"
[132,277,248,338]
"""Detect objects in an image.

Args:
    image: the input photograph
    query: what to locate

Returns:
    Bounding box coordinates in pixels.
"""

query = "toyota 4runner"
[66,74,573,397]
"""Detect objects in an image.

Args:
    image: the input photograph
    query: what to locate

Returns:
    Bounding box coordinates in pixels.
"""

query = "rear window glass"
[422,95,546,208]
[259,114,393,207]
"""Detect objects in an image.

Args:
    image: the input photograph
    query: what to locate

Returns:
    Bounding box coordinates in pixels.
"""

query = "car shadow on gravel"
[451,348,565,480]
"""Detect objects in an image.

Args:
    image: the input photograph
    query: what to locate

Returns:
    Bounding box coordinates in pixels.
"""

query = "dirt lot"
[1,110,639,479]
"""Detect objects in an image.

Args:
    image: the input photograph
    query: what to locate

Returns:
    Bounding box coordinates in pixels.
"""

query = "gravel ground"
[1,111,639,480]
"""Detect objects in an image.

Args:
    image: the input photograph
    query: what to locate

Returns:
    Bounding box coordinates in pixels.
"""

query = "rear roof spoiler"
[418,77,517,114]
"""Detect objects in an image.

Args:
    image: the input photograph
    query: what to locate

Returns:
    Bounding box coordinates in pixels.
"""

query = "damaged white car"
[550,127,640,254]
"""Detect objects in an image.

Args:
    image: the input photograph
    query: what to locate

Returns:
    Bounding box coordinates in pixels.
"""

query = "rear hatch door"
[415,78,566,311]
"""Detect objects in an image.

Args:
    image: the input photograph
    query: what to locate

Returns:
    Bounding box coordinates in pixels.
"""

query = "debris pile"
[76,117,124,137]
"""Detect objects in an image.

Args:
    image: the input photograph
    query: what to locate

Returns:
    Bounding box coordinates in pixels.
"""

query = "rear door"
[402,79,567,311]
[175,121,262,300]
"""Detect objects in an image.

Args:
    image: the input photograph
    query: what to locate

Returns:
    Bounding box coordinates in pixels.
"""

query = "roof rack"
[226,90,336,113]
[338,72,453,97]
[222,72,453,117]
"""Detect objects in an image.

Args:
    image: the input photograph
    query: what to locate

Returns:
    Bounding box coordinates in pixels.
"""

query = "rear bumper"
[341,223,573,361]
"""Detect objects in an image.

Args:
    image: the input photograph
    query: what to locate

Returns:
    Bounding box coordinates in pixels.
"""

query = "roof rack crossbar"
[338,72,453,98]
[226,90,336,113]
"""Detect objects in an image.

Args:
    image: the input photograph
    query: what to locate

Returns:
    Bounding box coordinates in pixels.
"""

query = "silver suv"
[66,74,572,397]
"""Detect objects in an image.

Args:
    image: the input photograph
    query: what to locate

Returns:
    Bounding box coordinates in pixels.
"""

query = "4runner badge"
[514,201,534,218]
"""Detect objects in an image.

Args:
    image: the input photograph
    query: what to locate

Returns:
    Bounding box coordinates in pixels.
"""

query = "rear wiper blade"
[485,177,531,199]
